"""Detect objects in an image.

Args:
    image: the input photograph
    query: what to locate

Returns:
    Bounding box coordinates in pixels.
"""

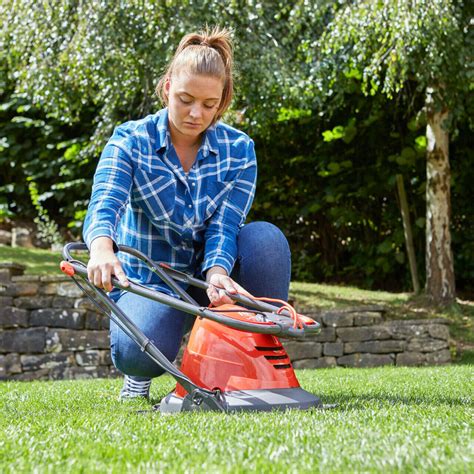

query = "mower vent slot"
[255,346,284,351]
[264,355,288,361]
[273,364,292,370]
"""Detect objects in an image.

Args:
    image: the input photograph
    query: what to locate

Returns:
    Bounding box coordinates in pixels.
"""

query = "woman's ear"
[164,77,171,97]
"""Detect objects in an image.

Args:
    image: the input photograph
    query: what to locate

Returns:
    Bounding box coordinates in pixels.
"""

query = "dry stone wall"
[283,309,451,368]
[0,263,117,380]
[0,263,451,380]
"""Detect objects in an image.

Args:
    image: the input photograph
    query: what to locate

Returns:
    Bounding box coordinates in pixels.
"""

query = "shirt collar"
[200,123,219,159]
[156,108,170,152]
[155,108,219,159]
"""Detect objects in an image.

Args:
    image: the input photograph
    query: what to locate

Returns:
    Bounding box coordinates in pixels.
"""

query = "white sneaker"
[119,375,151,400]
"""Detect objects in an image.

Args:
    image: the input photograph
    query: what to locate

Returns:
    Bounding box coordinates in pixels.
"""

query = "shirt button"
[188,204,192,209]
[191,182,196,187]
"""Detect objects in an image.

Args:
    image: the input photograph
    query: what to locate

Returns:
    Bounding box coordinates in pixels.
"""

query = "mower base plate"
[159,387,322,413]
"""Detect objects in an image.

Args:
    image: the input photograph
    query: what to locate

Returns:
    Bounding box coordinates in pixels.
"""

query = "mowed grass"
[290,281,474,353]
[0,244,63,276]
[1,366,472,473]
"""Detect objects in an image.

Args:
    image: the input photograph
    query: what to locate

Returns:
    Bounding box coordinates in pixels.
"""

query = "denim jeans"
[110,221,291,379]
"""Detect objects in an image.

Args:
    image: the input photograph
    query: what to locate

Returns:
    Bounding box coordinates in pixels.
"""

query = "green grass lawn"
[289,282,474,355]
[0,244,63,276]
[0,367,472,473]
[1,246,473,471]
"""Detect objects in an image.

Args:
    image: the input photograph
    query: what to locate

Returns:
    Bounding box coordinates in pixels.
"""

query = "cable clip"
[140,338,151,352]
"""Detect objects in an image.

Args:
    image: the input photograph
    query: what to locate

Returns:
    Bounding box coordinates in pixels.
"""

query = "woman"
[83,27,291,400]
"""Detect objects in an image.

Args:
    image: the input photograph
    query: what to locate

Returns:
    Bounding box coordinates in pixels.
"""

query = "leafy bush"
[0,1,472,292]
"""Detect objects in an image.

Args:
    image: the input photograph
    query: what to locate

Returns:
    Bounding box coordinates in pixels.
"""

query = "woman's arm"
[202,139,257,276]
[83,125,135,289]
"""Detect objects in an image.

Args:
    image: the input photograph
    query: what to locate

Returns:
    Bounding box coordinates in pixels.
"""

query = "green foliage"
[0,0,472,290]
[311,0,473,119]
[28,181,63,246]
[0,88,94,234]
[250,85,431,289]
[262,0,473,290]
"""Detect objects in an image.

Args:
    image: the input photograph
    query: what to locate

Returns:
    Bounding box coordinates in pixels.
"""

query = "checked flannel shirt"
[83,108,257,294]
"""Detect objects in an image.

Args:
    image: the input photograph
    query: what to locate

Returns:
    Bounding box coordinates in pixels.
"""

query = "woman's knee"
[235,221,291,300]
[111,327,173,378]
[238,221,290,261]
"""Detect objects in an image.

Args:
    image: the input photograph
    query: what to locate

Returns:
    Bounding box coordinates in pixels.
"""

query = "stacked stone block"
[284,309,451,368]
[0,263,117,380]
[0,262,451,380]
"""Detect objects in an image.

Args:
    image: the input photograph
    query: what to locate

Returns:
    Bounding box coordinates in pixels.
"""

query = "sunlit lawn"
[0,366,472,473]
[1,246,473,471]
[0,244,63,276]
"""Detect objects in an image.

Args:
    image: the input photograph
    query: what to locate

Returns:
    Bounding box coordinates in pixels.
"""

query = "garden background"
[0,0,472,303]
[1,2,473,472]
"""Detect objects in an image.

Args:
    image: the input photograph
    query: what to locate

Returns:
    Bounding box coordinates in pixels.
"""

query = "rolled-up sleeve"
[83,126,134,251]
[202,139,257,274]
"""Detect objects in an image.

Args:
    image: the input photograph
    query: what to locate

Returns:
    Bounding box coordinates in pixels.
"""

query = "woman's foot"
[119,375,151,400]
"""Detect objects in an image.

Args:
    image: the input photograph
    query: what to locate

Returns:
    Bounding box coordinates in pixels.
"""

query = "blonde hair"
[156,26,234,123]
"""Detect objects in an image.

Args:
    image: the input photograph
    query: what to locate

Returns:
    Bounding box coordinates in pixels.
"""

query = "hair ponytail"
[156,26,234,123]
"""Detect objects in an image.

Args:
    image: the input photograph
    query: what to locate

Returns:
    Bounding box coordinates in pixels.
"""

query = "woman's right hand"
[87,237,129,292]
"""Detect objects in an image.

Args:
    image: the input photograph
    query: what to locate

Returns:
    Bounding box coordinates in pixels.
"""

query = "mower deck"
[159,387,322,413]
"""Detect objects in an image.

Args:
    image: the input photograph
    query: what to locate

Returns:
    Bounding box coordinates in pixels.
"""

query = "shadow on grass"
[456,350,474,365]
[148,384,472,412]
[318,392,472,409]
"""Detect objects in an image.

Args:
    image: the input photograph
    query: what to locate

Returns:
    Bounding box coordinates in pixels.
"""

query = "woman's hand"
[206,266,251,306]
[87,237,129,292]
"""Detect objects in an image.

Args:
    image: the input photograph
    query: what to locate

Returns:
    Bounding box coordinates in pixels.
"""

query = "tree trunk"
[425,86,455,305]
[396,174,420,294]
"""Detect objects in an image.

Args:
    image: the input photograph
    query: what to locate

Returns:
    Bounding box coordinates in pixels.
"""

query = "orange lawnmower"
[61,243,322,413]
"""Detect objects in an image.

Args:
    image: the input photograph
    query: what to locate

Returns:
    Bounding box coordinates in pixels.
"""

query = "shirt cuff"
[84,224,119,253]
[201,251,235,276]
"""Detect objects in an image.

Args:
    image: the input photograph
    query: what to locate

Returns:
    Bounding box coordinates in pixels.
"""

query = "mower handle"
[63,242,285,315]
[62,242,321,338]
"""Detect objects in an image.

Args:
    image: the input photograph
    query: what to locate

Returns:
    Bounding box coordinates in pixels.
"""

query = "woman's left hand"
[206,266,251,306]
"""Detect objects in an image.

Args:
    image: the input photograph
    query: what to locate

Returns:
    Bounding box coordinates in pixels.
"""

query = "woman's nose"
[189,104,203,120]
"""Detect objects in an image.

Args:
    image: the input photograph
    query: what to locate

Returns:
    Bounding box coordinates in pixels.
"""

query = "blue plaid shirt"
[83,108,257,294]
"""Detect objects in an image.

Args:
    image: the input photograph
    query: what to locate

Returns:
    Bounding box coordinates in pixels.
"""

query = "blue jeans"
[110,221,291,379]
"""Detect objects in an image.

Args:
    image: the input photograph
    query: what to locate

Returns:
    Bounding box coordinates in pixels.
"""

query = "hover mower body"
[61,243,322,413]
[161,305,321,412]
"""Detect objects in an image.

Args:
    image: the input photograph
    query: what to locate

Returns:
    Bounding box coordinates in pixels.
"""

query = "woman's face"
[166,71,224,142]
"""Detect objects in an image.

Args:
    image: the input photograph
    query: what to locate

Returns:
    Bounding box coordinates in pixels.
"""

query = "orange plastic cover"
[175,304,300,397]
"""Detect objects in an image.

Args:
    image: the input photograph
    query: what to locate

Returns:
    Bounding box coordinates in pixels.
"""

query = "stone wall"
[284,309,451,368]
[0,263,451,380]
[0,263,117,380]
